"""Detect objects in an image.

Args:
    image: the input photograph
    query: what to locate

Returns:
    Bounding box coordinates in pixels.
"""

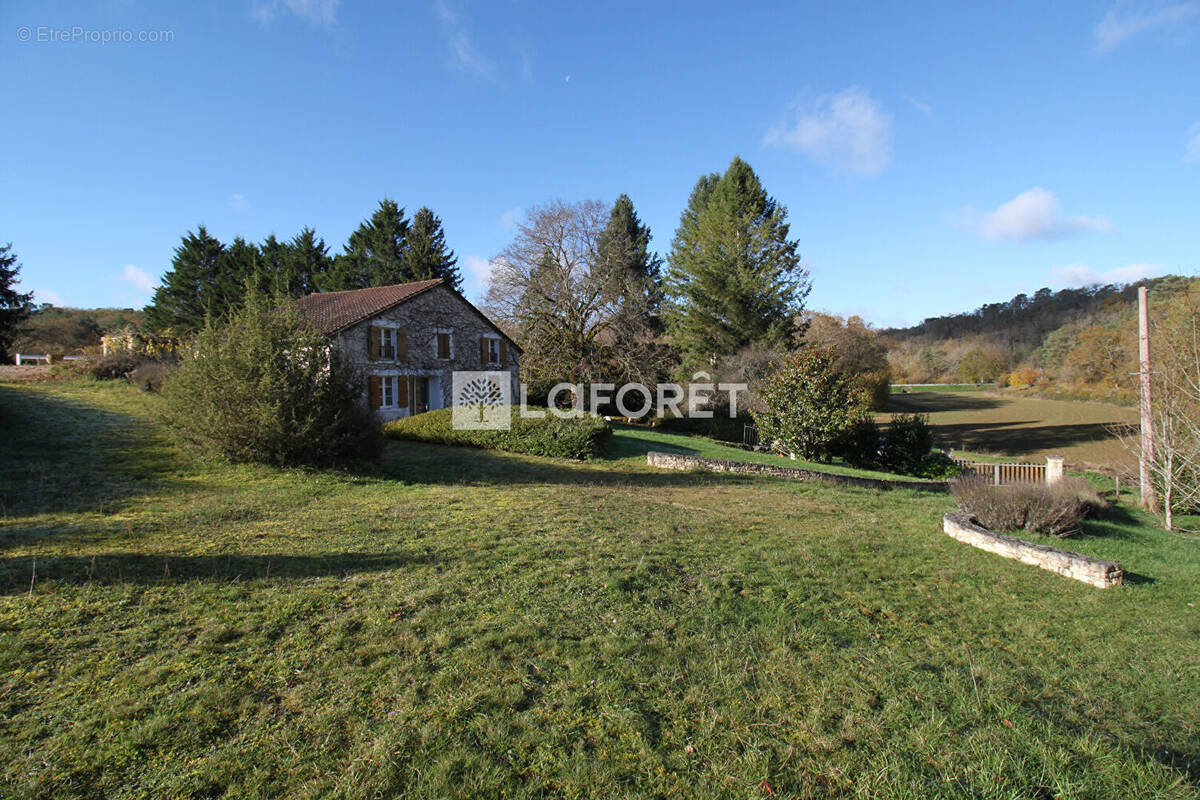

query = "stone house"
[294,279,521,422]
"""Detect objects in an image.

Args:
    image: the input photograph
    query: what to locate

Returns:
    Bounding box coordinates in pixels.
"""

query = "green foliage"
[322,198,410,291]
[384,406,611,460]
[832,417,882,468]
[144,226,231,333]
[160,289,380,466]
[750,345,869,462]
[85,351,148,380]
[406,207,462,290]
[11,305,144,356]
[665,157,809,369]
[802,312,890,410]
[880,413,935,474]
[0,242,34,361]
[955,348,1007,383]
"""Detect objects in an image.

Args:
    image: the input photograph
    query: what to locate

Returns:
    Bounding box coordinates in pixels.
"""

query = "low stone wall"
[943,511,1123,588]
[645,451,949,492]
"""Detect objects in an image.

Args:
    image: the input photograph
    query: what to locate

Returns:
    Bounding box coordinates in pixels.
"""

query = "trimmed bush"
[85,352,147,380]
[951,476,1107,537]
[385,407,610,460]
[161,292,380,466]
[880,413,934,474]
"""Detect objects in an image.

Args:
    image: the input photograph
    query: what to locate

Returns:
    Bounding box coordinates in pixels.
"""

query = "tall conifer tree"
[0,242,34,361]
[144,226,227,332]
[406,207,461,290]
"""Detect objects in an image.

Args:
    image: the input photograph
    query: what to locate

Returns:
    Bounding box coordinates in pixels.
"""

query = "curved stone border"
[646,451,949,492]
[943,511,1123,588]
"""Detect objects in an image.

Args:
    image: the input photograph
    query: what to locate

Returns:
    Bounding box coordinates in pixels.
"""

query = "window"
[486,337,500,365]
[381,375,395,407]
[379,327,396,360]
[436,331,452,359]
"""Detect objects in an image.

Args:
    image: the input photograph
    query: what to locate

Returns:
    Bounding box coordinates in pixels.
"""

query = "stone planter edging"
[943,511,1123,588]
[646,451,949,492]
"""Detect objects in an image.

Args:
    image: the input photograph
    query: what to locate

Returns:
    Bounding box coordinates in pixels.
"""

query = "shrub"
[384,407,610,460]
[161,292,380,466]
[832,417,882,468]
[86,351,146,380]
[880,413,935,474]
[127,361,169,392]
[751,346,870,462]
[658,411,753,444]
[951,477,1107,537]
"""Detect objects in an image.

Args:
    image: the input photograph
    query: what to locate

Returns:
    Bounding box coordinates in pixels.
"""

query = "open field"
[2,380,1198,798]
[883,390,1139,471]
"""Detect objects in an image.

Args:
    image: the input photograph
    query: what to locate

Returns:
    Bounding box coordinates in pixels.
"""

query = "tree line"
[145,200,461,332]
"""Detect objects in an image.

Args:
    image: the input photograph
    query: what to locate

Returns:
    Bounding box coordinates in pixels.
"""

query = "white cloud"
[462,255,495,300]
[963,187,1111,242]
[764,87,893,177]
[33,289,64,306]
[435,0,494,78]
[1050,262,1168,288]
[252,0,340,27]
[1093,1,1197,52]
[228,193,250,212]
[1185,123,1200,164]
[498,207,522,230]
[905,94,932,115]
[121,265,158,294]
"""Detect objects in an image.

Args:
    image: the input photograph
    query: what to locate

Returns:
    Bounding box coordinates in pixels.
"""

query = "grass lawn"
[2,379,1198,799]
[882,390,1138,471]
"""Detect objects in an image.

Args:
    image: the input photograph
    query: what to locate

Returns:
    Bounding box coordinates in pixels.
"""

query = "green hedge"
[383,406,611,460]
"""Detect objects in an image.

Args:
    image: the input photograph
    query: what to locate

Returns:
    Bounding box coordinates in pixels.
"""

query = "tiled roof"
[293,279,444,333]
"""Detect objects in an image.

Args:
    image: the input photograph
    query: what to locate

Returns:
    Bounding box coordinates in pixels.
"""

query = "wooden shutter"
[397,374,408,408]
[397,329,408,362]
[368,375,382,409]
[499,339,508,367]
[480,337,489,367]
[367,326,380,360]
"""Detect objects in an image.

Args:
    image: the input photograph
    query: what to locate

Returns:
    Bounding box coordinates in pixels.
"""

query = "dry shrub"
[951,476,1107,537]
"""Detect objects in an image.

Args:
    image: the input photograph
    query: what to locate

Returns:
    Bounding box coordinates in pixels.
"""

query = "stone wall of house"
[335,285,520,420]
[943,511,1123,588]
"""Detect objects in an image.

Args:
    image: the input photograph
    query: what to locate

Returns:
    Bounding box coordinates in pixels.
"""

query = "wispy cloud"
[461,255,495,300]
[764,87,893,177]
[251,0,340,27]
[228,193,250,212]
[905,94,932,115]
[33,288,64,306]
[1185,123,1200,163]
[1093,1,1197,52]
[498,207,522,230]
[121,265,158,295]
[435,0,494,78]
[960,187,1110,242]
[1051,262,1168,287]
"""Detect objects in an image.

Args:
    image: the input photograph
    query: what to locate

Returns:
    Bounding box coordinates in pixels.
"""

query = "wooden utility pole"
[1138,286,1158,512]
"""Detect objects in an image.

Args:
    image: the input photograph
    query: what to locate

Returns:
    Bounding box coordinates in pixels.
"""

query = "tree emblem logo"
[452,371,511,430]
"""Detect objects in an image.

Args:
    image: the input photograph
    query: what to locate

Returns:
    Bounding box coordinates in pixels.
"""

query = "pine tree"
[595,194,671,382]
[665,157,809,369]
[0,242,34,361]
[144,226,227,332]
[219,236,261,308]
[283,228,332,297]
[334,198,409,289]
[406,207,461,290]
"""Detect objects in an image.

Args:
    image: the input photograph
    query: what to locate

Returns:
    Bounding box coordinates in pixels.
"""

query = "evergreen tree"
[219,236,261,306]
[0,243,34,361]
[282,228,332,297]
[144,226,227,332]
[258,234,290,296]
[327,198,409,290]
[595,194,672,383]
[665,157,809,369]
[406,207,461,290]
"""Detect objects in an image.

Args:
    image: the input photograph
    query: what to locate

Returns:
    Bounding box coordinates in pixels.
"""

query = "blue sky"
[2,1,1197,326]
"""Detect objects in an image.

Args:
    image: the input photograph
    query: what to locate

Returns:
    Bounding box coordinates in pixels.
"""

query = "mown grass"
[1,380,1198,799]
[882,390,1138,470]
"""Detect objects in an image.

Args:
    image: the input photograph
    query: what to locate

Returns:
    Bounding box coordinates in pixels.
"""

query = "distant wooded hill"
[12,305,145,356]
[882,275,1196,400]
